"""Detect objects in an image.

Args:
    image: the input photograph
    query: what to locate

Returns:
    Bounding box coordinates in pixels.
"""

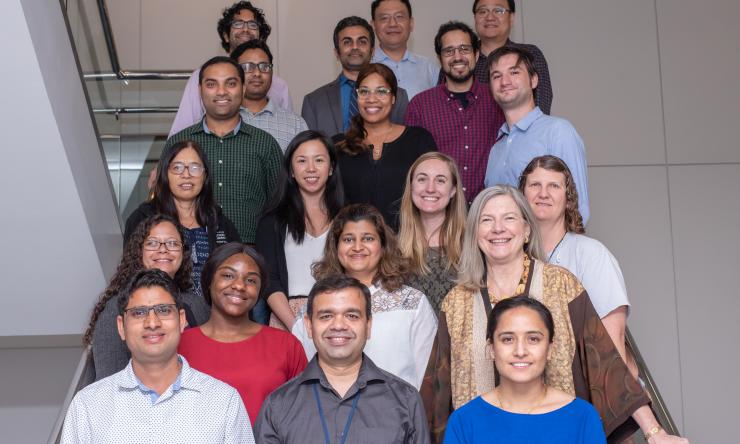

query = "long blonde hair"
[398,152,467,275]
[457,185,545,290]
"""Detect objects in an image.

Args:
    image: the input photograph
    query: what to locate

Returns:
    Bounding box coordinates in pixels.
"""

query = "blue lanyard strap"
[312,383,361,444]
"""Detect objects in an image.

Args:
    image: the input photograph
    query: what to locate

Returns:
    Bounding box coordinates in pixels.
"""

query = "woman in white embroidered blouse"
[292,203,437,389]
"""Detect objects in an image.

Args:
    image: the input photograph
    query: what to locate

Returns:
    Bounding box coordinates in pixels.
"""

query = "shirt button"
[218,182,223,187]
[463,166,468,170]
[220,139,223,144]
[463,187,467,191]
[464,126,468,130]
[465,145,469,150]
[458,108,463,111]
[218,160,223,164]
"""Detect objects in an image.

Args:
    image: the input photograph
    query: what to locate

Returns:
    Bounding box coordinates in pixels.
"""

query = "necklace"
[495,385,548,414]
[486,255,530,304]
[366,125,396,160]
[547,232,567,263]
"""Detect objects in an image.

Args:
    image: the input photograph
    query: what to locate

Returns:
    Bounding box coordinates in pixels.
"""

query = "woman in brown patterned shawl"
[422,185,656,444]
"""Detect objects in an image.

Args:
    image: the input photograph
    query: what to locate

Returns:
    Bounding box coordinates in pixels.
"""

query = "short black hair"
[217,1,271,52]
[200,242,269,305]
[117,269,182,317]
[472,0,516,14]
[199,56,245,85]
[485,295,555,343]
[333,16,375,52]
[307,275,372,320]
[230,39,274,64]
[487,45,538,79]
[434,21,480,57]
[371,0,413,19]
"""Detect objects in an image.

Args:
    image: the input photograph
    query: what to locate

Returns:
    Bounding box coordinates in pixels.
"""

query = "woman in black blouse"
[336,63,437,231]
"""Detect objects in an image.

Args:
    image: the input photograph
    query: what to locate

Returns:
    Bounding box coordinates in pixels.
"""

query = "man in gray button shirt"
[254,275,430,444]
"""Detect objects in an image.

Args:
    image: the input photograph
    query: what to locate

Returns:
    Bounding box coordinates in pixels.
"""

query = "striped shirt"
[60,357,254,444]
[240,100,308,153]
[167,120,282,243]
[405,80,505,203]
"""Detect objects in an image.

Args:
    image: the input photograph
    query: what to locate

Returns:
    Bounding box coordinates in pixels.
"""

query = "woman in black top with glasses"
[125,139,240,295]
[335,63,436,231]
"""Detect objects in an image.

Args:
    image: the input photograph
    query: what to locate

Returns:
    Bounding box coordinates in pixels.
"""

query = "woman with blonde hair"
[398,152,466,313]
[423,185,687,444]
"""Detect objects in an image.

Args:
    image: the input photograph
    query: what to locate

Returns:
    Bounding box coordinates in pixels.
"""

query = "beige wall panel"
[657,0,740,164]
[668,165,740,442]
[587,166,684,428]
[523,0,665,166]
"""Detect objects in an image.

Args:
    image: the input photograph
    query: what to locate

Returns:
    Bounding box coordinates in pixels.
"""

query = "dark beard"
[445,69,474,85]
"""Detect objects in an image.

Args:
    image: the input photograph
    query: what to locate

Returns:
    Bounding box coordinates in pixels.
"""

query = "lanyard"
[312,383,361,444]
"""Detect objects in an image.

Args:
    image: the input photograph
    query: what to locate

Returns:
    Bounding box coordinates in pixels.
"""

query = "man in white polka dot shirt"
[61,270,255,444]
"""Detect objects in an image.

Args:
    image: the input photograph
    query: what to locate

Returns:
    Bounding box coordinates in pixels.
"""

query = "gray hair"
[457,185,545,289]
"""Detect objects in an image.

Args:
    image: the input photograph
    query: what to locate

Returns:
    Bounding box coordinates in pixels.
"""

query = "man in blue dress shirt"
[484,46,590,224]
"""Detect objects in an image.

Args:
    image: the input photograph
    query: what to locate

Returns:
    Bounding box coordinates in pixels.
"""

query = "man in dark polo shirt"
[254,275,430,444]
[167,56,281,244]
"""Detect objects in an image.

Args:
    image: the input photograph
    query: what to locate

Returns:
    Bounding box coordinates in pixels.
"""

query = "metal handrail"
[84,71,192,81]
[47,347,94,444]
[93,106,178,114]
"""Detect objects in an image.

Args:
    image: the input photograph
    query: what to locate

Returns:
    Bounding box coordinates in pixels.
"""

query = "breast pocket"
[357,427,407,444]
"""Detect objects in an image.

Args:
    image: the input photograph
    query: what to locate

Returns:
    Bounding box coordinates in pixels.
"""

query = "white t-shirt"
[284,229,327,296]
[548,232,630,318]
[292,284,437,389]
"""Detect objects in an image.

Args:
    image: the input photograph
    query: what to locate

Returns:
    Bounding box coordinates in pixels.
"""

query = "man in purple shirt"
[405,21,504,204]
[169,1,292,137]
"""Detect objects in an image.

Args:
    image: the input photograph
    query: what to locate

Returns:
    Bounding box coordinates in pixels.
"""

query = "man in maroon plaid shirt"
[405,21,504,204]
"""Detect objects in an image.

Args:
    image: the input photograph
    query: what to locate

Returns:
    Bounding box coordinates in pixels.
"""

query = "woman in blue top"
[444,296,606,444]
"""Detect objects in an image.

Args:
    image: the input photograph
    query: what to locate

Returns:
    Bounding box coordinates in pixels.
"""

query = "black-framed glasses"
[169,162,204,177]
[441,44,474,57]
[356,86,392,99]
[124,304,178,320]
[231,19,259,30]
[241,62,273,73]
[475,6,511,17]
[143,239,183,251]
[375,13,409,24]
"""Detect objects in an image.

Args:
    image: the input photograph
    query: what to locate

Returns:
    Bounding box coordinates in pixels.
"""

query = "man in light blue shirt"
[370,0,438,99]
[484,46,589,223]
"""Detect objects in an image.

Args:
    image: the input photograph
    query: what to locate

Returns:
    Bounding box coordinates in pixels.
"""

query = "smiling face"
[372,0,413,51]
[291,139,332,198]
[237,48,272,102]
[117,285,186,367]
[523,167,567,226]
[305,287,371,367]
[200,62,244,121]
[490,53,538,111]
[336,25,373,74]
[411,158,456,217]
[167,147,205,202]
[337,220,383,286]
[358,73,396,125]
[474,0,514,43]
[439,29,478,86]
[476,195,530,266]
[142,222,183,278]
[224,9,260,51]
[209,253,262,319]
[490,306,551,385]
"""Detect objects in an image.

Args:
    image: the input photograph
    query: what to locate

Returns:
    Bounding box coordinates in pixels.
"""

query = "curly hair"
[217,1,271,53]
[337,64,398,156]
[312,203,409,292]
[517,155,585,234]
[82,214,193,346]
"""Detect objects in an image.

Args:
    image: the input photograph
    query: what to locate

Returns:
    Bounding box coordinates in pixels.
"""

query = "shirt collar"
[442,78,483,99]
[339,73,356,87]
[512,106,544,132]
[116,355,202,393]
[374,47,412,63]
[201,117,241,136]
[241,99,276,118]
[297,354,387,389]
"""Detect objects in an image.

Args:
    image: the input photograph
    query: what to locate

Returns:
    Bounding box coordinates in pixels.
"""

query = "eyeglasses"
[357,87,392,99]
[169,162,204,177]
[475,6,511,17]
[143,239,183,251]
[375,13,409,24]
[241,62,273,73]
[440,44,474,58]
[231,19,259,30]
[124,304,178,320]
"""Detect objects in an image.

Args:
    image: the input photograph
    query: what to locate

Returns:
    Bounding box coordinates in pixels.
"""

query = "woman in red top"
[178,242,307,423]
